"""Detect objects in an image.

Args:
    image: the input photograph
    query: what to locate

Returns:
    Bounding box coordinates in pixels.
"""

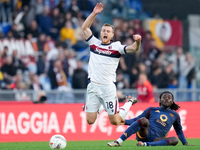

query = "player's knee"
[86,116,96,125]
[87,118,95,125]
[110,120,119,125]
[173,138,179,145]
[138,117,149,127]
[109,117,120,125]
[168,137,179,146]
[108,114,121,125]
[86,113,97,125]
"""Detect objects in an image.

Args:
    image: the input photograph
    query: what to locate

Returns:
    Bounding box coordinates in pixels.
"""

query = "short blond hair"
[102,23,115,33]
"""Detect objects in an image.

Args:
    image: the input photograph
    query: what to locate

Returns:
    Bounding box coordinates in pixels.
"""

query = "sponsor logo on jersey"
[90,44,121,58]
[96,47,112,55]
[155,110,160,113]
[156,114,168,127]
[160,114,168,122]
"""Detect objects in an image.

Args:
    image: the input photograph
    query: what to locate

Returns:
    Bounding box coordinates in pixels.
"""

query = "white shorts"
[85,82,119,115]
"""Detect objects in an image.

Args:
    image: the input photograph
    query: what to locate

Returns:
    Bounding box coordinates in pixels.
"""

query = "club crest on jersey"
[108,46,112,49]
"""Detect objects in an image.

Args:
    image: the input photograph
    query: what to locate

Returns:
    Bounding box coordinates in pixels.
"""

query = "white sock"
[117,138,124,144]
[118,101,132,119]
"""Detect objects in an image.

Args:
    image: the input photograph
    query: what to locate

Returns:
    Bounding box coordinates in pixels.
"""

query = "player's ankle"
[117,138,123,144]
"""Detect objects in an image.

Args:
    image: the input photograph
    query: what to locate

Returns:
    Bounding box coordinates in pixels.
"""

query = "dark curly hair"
[159,91,180,111]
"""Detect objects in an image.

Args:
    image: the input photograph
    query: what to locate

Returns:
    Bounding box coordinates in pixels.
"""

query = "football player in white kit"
[82,3,142,126]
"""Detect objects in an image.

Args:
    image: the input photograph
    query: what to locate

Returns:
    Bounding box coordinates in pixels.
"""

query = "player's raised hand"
[133,34,142,42]
[93,3,103,15]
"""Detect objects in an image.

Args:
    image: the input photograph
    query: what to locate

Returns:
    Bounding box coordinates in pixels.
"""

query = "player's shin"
[117,121,141,144]
[146,139,169,146]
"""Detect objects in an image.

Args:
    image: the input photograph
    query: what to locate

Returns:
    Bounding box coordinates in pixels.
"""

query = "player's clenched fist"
[133,34,142,42]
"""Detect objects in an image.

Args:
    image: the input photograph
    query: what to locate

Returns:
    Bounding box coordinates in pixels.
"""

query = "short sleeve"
[115,41,127,54]
[86,35,100,46]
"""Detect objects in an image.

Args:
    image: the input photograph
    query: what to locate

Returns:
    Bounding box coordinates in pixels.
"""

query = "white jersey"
[86,35,127,84]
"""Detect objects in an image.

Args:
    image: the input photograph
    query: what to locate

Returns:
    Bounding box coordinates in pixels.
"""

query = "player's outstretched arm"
[125,34,142,53]
[82,3,103,40]
[173,115,194,146]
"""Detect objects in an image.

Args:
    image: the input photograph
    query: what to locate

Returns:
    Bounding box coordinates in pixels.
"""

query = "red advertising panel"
[0,102,199,142]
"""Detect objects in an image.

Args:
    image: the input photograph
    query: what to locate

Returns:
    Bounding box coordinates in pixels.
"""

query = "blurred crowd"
[0,0,197,102]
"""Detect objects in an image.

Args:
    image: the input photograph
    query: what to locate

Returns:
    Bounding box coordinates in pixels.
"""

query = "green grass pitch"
[0,139,200,150]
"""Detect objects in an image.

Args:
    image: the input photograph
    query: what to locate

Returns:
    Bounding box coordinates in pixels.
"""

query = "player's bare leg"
[108,113,123,125]
[86,106,104,125]
[109,96,137,125]
[86,112,98,125]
